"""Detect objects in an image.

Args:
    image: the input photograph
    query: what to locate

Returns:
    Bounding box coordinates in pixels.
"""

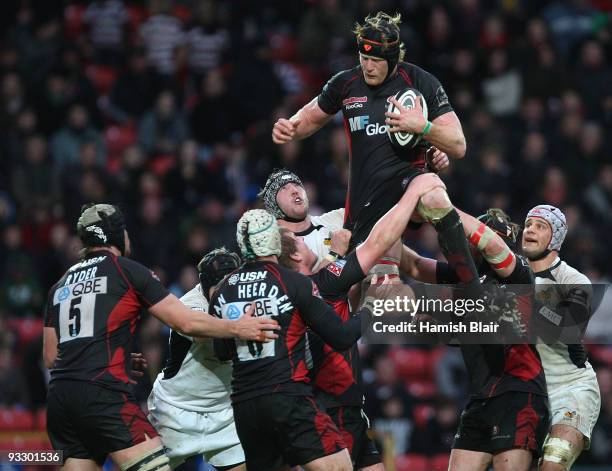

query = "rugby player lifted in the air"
[272,12,480,298]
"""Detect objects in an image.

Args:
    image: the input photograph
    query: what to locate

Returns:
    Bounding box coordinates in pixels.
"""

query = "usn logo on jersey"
[348,115,387,136]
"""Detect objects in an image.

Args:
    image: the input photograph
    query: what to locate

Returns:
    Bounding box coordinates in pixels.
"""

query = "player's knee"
[119,446,171,471]
[417,187,452,222]
[539,436,581,471]
[408,173,446,199]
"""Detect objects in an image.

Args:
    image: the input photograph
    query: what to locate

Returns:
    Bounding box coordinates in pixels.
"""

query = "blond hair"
[353,12,405,61]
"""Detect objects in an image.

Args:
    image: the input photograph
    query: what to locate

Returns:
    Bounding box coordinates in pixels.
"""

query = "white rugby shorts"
[148,393,244,468]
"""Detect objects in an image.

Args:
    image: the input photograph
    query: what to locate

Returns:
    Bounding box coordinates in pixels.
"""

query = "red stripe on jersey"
[120,393,158,443]
[341,73,361,95]
[104,289,140,383]
[504,345,541,381]
[315,351,354,396]
[514,394,538,450]
[308,396,346,453]
[331,299,350,321]
[398,68,413,86]
[266,263,287,293]
[336,406,354,453]
[286,309,309,383]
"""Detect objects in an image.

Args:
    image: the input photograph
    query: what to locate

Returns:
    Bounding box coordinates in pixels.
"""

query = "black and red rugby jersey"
[317,62,453,224]
[460,255,547,400]
[210,261,364,404]
[44,250,168,392]
[308,252,366,408]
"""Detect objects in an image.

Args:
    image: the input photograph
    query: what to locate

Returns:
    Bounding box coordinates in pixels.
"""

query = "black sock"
[433,209,482,297]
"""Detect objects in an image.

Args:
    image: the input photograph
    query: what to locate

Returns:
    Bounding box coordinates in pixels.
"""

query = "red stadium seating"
[431,453,451,470]
[126,5,146,34]
[86,65,118,95]
[413,404,435,429]
[0,409,34,430]
[64,4,86,40]
[388,347,429,381]
[588,345,612,366]
[0,434,52,451]
[406,380,438,400]
[395,453,429,471]
[427,347,445,379]
[105,124,138,173]
[6,318,43,347]
[172,5,192,23]
[35,408,47,431]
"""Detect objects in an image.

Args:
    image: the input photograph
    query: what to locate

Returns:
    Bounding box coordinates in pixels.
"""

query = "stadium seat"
[126,5,146,34]
[413,404,435,429]
[86,65,118,95]
[588,345,612,366]
[431,453,450,470]
[36,408,47,431]
[427,347,445,379]
[388,347,429,381]
[0,409,35,430]
[406,380,438,400]
[0,435,52,452]
[6,318,43,347]
[105,125,137,156]
[172,5,192,23]
[395,453,429,471]
[64,4,86,40]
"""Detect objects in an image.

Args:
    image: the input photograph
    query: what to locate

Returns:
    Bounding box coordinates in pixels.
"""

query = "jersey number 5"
[58,293,97,343]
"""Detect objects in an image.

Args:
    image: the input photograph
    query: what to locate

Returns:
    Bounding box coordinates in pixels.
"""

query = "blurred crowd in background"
[0,0,611,468]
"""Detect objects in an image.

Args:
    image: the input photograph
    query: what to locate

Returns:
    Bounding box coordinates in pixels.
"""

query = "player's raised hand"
[272,118,302,144]
[330,229,352,256]
[385,97,427,134]
[426,147,449,173]
[234,304,280,342]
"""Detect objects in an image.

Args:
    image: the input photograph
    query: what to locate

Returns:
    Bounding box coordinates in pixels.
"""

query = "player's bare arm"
[386,98,466,158]
[272,98,333,144]
[455,207,517,278]
[148,294,279,341]
[399,244,437,283]
[43,326,58,369]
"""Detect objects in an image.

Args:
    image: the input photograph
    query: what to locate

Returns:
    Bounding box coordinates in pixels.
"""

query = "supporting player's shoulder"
[179,284,208,312]
[311,208,345,230]
[553,259,591,286]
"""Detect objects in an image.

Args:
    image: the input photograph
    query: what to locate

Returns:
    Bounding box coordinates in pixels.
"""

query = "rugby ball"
[386,88,428,148]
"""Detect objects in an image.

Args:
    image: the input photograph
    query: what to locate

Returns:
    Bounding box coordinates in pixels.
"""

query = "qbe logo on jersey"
[222,299,280,361]
[53,274,108,343]
[348,115,388,136]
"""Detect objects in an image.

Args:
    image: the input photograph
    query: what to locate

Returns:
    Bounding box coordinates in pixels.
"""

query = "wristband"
[325,250,339,263]
[420,121,432,136]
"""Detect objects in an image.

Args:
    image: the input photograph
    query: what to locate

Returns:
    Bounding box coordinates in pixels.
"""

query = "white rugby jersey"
[298,208,345,271]
[534,257,596,391]
[150,285,233,412]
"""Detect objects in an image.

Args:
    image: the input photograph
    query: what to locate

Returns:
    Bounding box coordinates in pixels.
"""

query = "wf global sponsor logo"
[348,115,388,136]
